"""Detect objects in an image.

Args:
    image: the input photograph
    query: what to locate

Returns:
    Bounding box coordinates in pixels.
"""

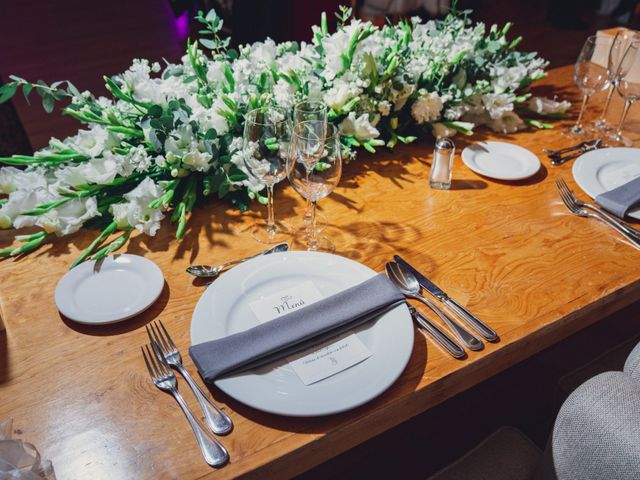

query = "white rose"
[411,90,443,124]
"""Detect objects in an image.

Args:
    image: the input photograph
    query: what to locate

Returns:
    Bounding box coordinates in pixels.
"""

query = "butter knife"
[394,255,498,342]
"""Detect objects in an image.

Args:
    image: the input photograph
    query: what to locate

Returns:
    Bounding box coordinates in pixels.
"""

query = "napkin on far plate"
[189,274,405,384]
[595,176,640,218]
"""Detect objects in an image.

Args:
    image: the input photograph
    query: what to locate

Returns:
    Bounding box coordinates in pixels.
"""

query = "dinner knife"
[394,255,498,342]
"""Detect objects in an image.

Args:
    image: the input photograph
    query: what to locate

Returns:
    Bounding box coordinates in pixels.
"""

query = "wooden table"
[1,64,639,480]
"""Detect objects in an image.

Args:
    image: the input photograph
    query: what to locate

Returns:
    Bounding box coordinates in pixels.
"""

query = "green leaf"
[42,93,54,113]
[0,83,17,104]
[200,38,217,50]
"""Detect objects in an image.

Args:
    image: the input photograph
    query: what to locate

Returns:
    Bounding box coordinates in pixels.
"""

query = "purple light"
[175,11,189,41]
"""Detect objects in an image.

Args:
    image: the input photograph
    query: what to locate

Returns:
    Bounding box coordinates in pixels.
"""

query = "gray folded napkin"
[189,274,405,384]
[596,176,640,218]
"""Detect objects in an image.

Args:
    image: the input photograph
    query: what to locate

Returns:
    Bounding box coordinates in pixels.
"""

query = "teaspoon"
[187,243,289,278]
[385,261,483,351]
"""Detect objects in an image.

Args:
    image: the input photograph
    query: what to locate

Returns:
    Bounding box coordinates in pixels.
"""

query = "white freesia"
[324,79,361,111]
[0,188,56,229]
[411,90,443,124]
[481,92,516,120]
[109,178,165,236]
[339,112,380,141]
[528,96,571,115]
[0,167,48,194]
[431,123,458,138]
[63,126,113,158]
[487,111,525,133]
[35,197,99,236]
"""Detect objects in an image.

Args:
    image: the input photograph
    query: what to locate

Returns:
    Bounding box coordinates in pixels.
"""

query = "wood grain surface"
[1,63,639,480]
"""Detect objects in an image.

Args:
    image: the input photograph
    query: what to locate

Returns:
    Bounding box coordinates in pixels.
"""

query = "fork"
[555,179,640,249]
[556,178,640,239]
[141,344,229,467]
[147,321,233,435]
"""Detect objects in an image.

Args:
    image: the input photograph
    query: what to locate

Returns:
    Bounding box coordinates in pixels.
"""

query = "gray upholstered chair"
[428,341,640,480]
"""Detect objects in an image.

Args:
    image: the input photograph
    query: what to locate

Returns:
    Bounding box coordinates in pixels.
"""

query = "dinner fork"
[556,178,640,239]
[146,321,233,435]
[555,179,640,249]
[141,345,229,467]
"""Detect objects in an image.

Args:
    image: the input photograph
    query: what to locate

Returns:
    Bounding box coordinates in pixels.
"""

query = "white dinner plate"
[573,147,640,220]
[190,251,414,417]
[461,141,541,180]
[54,254,164,325]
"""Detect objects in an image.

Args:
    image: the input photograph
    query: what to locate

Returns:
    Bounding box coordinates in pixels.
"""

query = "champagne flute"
[595,31,640,130]
[569,35,613,136]
[610,41,640,146]
[292,100,328,236]
[288,123,342,252]
[243,106,291,243]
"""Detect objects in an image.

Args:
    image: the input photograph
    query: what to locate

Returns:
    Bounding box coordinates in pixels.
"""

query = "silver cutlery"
[385,262,483,351]
[141,344,229,467]
[394,255,498,342]
[186,242,289,278]
[543,139,600,158]
[556,179,640,249]
[408,305,466,359]
[550,139,602,166]
[556,178,640,239]
[146,321,233,435]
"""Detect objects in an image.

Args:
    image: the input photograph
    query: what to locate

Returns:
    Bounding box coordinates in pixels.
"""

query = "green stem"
[70,220,118,269]
[90,227,133,261]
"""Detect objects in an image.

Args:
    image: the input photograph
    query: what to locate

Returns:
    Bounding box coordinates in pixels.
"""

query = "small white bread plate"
[573,147,640,220]
[55,254,164,325]
[461,141,541,180]
[190,251,414,417]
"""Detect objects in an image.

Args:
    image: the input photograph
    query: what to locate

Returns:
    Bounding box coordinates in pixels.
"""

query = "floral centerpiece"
[0,6,568,266]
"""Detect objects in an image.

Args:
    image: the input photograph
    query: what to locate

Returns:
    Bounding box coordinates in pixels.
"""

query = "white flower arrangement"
[0,6,567,265]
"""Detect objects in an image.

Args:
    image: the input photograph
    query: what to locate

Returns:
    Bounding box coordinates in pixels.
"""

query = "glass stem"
[308,200,319,251]
[303,197,312,225]
[266,184,276,237]
[573,93,591,132]
[598,85,615,122]
[615,99,633,139]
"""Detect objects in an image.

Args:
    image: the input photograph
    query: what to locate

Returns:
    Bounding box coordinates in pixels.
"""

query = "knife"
[394,255,498,342]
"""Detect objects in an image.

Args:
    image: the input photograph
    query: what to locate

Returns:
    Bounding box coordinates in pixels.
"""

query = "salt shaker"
[429,137,455,190]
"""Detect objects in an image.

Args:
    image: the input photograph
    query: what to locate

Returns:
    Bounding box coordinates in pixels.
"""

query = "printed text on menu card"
[249,281,372,385]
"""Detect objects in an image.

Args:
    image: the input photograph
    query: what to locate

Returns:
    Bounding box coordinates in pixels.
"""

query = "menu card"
[249,281,372,385]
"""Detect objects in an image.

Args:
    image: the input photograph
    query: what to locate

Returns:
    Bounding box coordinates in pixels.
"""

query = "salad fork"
[555,179,640,249]
[146,321,233,435]
[556,178,640,239]
[141,344,229,467]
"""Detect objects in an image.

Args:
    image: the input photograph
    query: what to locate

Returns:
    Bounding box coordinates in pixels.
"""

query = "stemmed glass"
[569,35,613,136]
[610,41,640,146]
[243,106,291,244]
[288,123,342,252]
[292,100,328,236]
[594,31,640,130]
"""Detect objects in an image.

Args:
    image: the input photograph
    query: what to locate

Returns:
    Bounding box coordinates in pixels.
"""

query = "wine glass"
[288,123,342,252]
[292,100,328,236]
[610,41,640,146]
[293,100,327,125]
[594,31,640,130]
[569,35,613,136]
[243,106,291,243]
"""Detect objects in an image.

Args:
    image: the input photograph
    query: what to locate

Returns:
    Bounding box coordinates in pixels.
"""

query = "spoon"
[385,261,483,351]
[187,243,289,278]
